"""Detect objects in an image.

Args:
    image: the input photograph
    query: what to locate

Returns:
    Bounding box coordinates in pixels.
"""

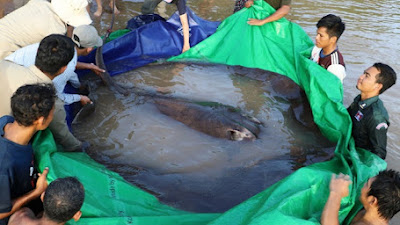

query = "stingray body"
[154,98,261,141]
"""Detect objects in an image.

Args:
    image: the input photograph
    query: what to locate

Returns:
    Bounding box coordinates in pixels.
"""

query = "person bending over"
[321,170,400,225]
[9,177,85,225]
[0,34,87,152]
[0,84,55,224]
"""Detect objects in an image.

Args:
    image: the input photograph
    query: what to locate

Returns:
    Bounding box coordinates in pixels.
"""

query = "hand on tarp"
[330,173,352,198]
[247,18,267,26]
[34,167,49,195]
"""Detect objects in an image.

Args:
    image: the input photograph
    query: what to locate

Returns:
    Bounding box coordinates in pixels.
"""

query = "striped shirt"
[311,46,346,83]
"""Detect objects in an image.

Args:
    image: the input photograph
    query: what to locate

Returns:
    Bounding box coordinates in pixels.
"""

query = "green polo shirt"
[347,95,389,159]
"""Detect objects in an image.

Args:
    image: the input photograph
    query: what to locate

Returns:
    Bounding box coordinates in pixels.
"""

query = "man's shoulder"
[370,99,389,125]
[8,208,39,225]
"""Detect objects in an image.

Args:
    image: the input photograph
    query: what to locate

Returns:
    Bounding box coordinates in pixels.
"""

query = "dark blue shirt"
[0,116,34,224]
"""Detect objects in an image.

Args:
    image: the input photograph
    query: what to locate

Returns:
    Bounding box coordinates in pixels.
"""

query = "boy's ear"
[72,211,82,221]
[368,195,378,206]
[34,116,45,127]
[329,36,338,44]
[40,192,45,202]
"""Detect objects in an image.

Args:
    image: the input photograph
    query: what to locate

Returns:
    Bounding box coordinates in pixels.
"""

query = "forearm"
[0,189,40,219]
[179,13,190,50]
[262,5,290,23]
[76,62,92,70]
[321,192,342,225]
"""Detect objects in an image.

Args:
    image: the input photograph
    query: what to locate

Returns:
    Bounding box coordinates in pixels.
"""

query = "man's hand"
[35,167,49,195]
[329,173,352,198]
[247,18,267,26]
[80,95,92,105]
[182,45,190,53]
[244,0,254,8]
[88,63,105,75]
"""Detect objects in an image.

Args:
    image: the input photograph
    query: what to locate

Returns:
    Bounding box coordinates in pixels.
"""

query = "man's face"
[360,176,376,206]
[356,66,381,93]
[315,27,334,49]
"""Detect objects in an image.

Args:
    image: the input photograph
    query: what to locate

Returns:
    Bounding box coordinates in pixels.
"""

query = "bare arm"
[0,168,48,219]
[247,5,291,26]
[321,173,352,225]
[179,13,190,53]
[76,62,105,75]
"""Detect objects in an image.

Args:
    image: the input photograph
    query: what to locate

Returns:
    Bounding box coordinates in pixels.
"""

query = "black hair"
[11,84,56,126]
[43,177,85,223]
[35,34,74,75]
[316,14,345,40]
[373,63,397,94]
[368,169,400,220]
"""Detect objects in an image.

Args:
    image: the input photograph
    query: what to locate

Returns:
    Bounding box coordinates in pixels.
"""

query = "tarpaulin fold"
[33,1,386,224]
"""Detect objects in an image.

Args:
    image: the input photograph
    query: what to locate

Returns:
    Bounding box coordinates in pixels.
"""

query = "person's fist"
[329,173,352,198]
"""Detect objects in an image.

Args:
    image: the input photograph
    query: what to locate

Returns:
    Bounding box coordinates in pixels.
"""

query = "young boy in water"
[321,170,400,225]
[311,14,346,82]
[9,177,85,225]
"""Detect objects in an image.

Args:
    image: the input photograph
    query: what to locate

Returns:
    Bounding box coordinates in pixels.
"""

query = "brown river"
[2,0,400,222]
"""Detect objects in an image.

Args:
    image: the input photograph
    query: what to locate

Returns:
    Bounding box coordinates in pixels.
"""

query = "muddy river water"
[2,0,400,220]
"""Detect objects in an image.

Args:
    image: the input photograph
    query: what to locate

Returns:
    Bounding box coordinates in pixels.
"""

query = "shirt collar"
[28,65,52,83]
[355,95,379,109]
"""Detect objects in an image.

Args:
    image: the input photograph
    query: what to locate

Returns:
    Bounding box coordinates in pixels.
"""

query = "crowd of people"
[0,0,399,224]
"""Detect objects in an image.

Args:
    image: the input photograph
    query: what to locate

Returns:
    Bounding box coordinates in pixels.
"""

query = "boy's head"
[360,169,400,221]
[315,14,345,49]
[35,34,75,77]
[42,177,85,223]
[71,25,103,56]
[11,84,56,129]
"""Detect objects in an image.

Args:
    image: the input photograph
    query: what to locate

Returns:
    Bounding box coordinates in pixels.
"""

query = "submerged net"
[33,1,386,224]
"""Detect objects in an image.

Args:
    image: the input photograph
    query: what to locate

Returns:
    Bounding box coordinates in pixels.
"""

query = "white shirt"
[5,43,81,105]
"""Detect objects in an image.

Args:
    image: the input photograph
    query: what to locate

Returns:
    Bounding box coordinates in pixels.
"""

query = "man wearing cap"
[141,0,190,53]
[0,34,86,152]
[6,25,104,106]
[0,0,91,60]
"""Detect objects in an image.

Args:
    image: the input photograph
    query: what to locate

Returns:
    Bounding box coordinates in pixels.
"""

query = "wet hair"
[316,14,345,40]
[11,84,56,126]
[368,169,400,220]
[373,63,397,94]
[35,34,74,75]
[43,177,85,223]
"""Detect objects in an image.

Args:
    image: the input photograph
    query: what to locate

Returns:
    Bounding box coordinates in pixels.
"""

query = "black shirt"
[0,116,34,224]
[347,95,389,159]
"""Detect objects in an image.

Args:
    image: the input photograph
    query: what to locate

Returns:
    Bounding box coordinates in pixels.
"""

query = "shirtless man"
[8,177,85,225]
[321,170,400,225]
